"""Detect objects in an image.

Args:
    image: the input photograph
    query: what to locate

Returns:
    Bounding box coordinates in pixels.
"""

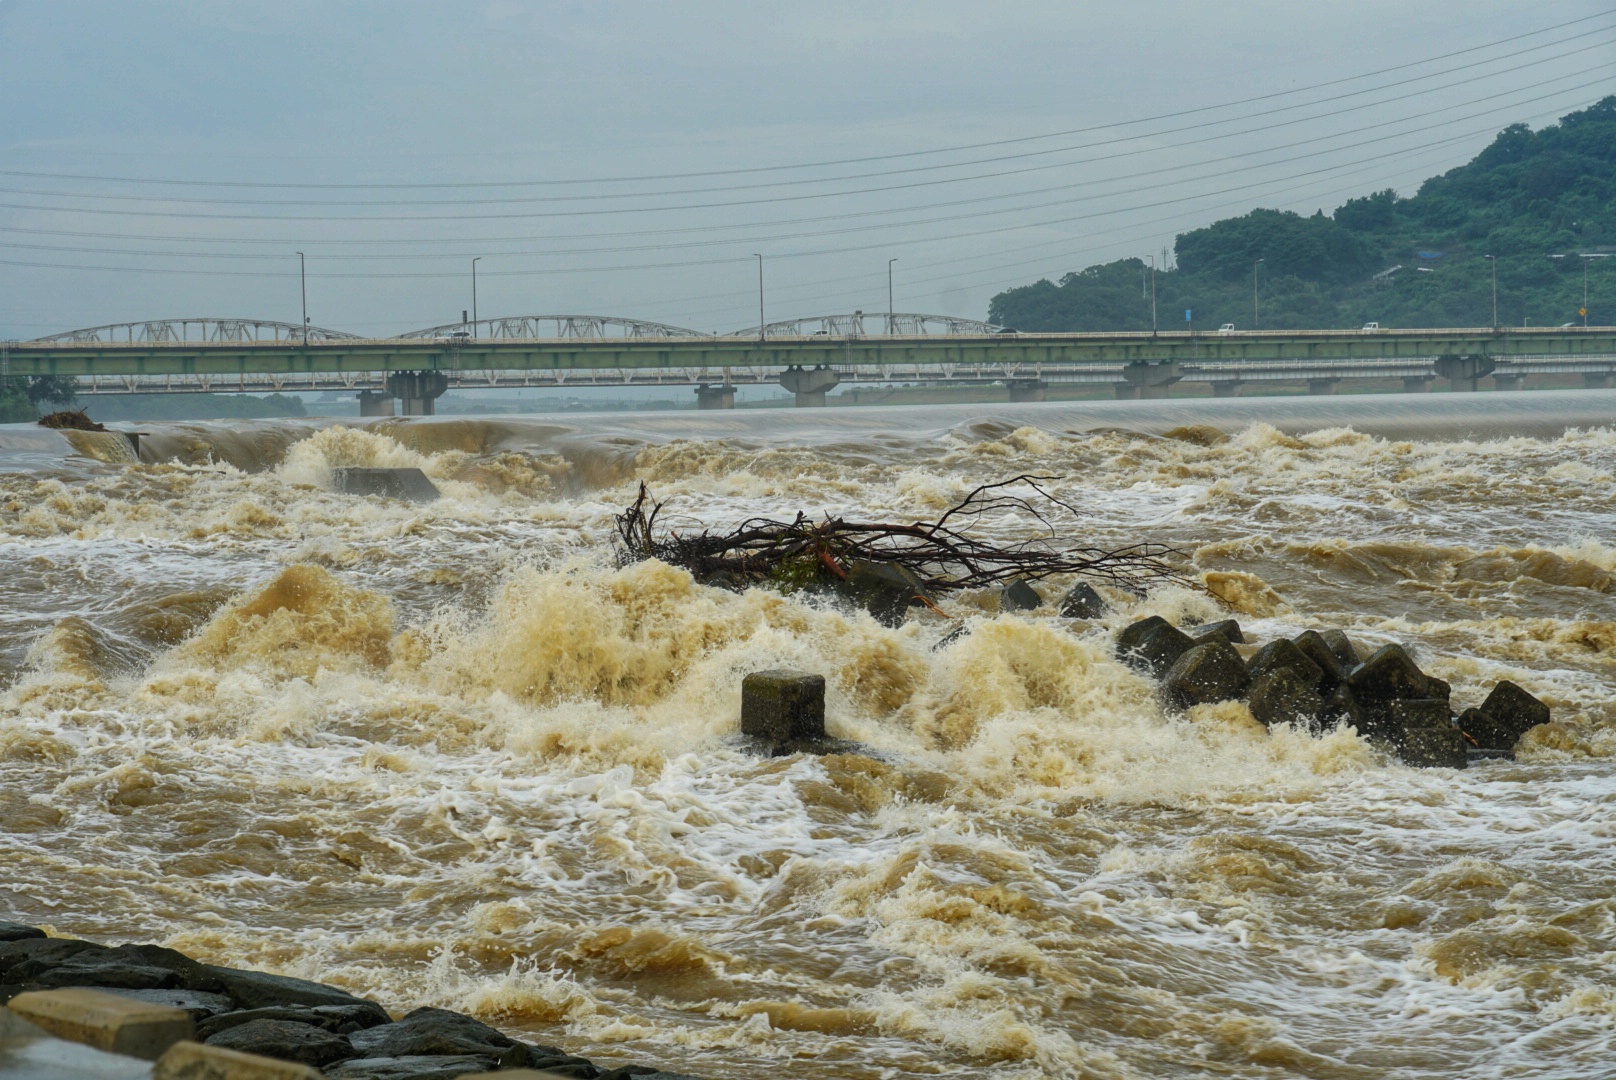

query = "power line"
[1,9,1610,192]
[6,31,1609,210]
[0,76,1605,264]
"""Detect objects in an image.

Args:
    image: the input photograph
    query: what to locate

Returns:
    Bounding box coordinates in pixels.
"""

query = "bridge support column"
[1210,381,1243,398]
[386,370,450,416]
[1112,383,1140,400]
[1434,354,1495,392]
[1006,378,1047,403]
[694,383,736,410]
[1120,361,1182,400]
[1583,373,1615,389]
[1402,376,1434,393]
[777,365,840,407]
[358,390,395,417]
[1492,372,1526,391]
[1307,378,1340,396]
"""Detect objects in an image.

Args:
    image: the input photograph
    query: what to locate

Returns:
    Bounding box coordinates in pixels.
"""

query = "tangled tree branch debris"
[37,409,106,432]
[615,475,1190,598]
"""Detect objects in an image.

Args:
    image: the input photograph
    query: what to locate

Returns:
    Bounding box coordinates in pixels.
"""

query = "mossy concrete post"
[741,670,826,742]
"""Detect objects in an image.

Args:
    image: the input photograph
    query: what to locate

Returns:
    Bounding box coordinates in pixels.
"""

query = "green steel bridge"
[5,315,1615,413]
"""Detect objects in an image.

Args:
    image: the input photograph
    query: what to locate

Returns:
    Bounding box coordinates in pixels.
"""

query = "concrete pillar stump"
[741,670,826,743]
[694,384,736,409]
[1006,378,1047,403]
[1307,378,1340,396]
[1211,381,1243,398]
[358,390,395,417]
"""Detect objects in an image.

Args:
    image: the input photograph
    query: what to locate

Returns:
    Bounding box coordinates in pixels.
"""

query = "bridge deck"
[4,327,1615,380]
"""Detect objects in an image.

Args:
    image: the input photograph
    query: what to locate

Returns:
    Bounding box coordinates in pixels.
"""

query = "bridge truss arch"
[398,315,711,341]
[30,318,362,344]
[731,312,1008,339]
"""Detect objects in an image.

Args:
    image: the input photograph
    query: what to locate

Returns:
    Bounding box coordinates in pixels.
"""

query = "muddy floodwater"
[2,390,1614,1079]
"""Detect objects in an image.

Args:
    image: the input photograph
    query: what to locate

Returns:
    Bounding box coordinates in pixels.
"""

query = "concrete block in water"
[1247,669,1325,729]
[7,986,194,1059]
[1344,643,1430,703]
[1246,639,1323,689]
[153,1040,325,1080]
[1159,639,1248,711]
[331,467,439,502]
[741,670,826,743]
[1399,726,1469,768]
[1192,619,1245,646]
[1116,617,1195,678]
[1462,680,1551,751]
[1291,630,1349,695]
[999,578,1041,612]
[1058,581,1107,618]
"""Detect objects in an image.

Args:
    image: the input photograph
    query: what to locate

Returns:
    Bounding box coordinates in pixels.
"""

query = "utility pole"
[887,258,897,336]
[1484,255,1497,327]
[1551,253,1609,327]
[1142,254,1157,333]
[296,252,307,346]
[1253,258,1264,329]
[754,254,765,342]
[471,257,481,338]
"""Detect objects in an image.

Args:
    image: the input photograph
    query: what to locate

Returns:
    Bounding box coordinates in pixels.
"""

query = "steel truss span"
[398,315,712,340]
[734,312,1008,338]
[29,318,362,344]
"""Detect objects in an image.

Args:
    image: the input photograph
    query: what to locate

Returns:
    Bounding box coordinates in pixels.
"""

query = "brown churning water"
[1,391,1614,1079]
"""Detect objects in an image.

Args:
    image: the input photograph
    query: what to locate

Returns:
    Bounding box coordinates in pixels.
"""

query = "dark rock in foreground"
[326,1055,502,1079]
[204,964,379,1011]
[205,1016,355,1067]
[332,467,440,503]
[0,924,709,1079]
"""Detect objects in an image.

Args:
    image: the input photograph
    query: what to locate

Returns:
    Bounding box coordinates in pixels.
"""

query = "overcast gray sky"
[1,1,1611,338]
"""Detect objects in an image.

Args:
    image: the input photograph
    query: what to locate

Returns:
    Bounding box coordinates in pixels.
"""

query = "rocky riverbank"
[0,924,702,1079]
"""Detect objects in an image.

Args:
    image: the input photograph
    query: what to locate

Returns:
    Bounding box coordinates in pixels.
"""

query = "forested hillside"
[989,98,1616,331]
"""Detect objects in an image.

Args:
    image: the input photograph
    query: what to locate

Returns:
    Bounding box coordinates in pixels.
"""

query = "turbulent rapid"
[2,392,1614,1080]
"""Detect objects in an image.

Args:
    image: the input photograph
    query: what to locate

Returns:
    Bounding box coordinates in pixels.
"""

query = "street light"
[1551,253,1611,327]
[1252,258,1264,327]
[471,258,481,338]
[1484,255,1497,327]
[1141,254,1157,333]
[296,252,307,345]
[887,258,898,336]
[754,254,765,342]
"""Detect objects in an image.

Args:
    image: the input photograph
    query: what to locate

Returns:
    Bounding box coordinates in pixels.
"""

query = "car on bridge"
[1218,323,1237,333]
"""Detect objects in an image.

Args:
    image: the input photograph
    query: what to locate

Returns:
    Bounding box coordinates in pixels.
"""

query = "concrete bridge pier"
[386,370,450,416]
[1308,378,1340,396]
[778,365,840,407]
[1006,378,1047,403]
[358,390,395,417]
[1433,354,1495,392]
[1493,372,1526,391]
[1583,373,1615,389]
[694,384,736,409]
[1210,381,1243,398]
[1120,361,1182,400]
[1402,376,1434,393]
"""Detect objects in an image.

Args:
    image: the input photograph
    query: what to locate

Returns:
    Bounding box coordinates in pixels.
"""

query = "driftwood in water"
[37,409,106,432]
[614,475,1187,596]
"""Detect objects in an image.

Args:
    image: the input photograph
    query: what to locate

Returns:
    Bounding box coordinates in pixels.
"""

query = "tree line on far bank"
[988,98,1616,333]
[0,377,307,424]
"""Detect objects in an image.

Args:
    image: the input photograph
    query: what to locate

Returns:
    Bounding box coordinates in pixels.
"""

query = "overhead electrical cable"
[6,33,1610,208]
[1,8,1609,190]
[0,76,1605,263]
